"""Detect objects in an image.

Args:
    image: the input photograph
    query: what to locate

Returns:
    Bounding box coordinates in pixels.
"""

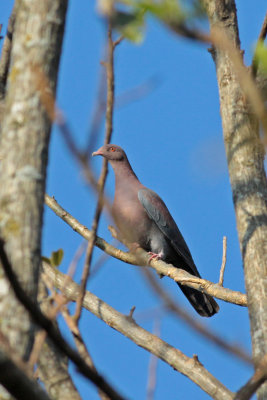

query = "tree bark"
[205,1,267,398]
[0,0,68,397]
[38,281,81,400]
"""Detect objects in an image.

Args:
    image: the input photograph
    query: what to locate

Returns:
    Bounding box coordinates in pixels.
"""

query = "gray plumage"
[92,144,219,317]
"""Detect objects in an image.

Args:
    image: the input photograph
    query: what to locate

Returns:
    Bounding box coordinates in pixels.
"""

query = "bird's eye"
[110,147,116,152]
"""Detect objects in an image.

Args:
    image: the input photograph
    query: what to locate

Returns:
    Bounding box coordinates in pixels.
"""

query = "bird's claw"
[148,252,162,263]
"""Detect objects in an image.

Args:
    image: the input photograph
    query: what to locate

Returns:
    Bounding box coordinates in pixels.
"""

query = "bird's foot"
[148,252,162,263]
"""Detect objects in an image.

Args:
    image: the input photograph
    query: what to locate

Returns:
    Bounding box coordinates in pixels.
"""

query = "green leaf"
[112,10,145,43]
[139,0,184,24]
[254,42,267,73]
[51,249,64,267]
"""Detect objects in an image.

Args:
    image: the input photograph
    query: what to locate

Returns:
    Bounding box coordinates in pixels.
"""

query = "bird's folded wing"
[138,188,200,277]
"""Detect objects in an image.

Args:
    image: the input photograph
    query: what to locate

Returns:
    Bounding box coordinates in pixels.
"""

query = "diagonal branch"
[234,355,267,400]
[0,239,126,400]
[43,261,235,400]
[45,194,247,306]
[143,269,251,364]
[0,348,51,400]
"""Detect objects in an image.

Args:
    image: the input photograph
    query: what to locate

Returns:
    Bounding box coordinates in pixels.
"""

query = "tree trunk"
[0,0,68,397]
[205,1,267,398]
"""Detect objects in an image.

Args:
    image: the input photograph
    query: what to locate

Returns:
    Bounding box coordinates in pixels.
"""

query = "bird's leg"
[128,242,141,253]
[148,251,163,263]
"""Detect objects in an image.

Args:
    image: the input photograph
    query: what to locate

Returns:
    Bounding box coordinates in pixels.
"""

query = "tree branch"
[0,4,69,390]
[219,236,227,286]
[0,239,126,400]
[45,194,247,306]
[37,279,82,400]
[204,1,267,399]
[234,355,267,400]
[142,269,251,364]
[74,24,117,323]
[43,261,235,400]
[0,349,51,400]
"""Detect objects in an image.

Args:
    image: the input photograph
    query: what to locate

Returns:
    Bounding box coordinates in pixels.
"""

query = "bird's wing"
[138,188,200,277]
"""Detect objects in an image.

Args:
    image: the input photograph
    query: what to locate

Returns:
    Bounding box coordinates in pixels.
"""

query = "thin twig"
[219,236,227,286]
[28,291,69,371]
[74,24,116,323]
[146,317,160,400]
[84,66,106,159]
[32,64,113,215]
[0,239,126,400]
[113,35,124,47]
[159,18,267,138]
[45,194,247,306]
[62,307,110,400]
[258,11,267,42]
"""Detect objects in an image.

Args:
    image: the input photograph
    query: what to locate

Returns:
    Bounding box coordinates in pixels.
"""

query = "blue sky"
[1,1,267,399]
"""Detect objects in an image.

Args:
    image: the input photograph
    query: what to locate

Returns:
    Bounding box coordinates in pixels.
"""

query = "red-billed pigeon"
[92,144,219,317]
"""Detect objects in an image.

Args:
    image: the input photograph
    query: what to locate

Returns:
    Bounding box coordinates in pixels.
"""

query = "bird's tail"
[178,284,219,317]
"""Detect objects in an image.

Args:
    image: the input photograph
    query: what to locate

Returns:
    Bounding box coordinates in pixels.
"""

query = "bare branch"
[0,239,126,400]
[257,11,267,42]
[43,262,235,400]
[37,280,81,400]
[62,308,109,400]
[234,355,267,400]
[0,349,51,400]
[143,269,251,364]
[156,10,267,138]
[146,317,160,400]
[74,24,117,323]
[219,237,227,286]
[45,194,247,306]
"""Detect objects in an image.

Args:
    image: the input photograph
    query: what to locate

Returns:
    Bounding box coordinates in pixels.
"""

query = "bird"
[92,144,219,317]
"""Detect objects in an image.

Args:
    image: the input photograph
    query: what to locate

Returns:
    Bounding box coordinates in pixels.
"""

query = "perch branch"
[45,194,247,307]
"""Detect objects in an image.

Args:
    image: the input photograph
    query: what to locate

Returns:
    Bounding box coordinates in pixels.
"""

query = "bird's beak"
[92,149,103,157]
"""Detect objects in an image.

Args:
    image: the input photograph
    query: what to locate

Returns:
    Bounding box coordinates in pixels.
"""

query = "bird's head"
[92,144,126,162]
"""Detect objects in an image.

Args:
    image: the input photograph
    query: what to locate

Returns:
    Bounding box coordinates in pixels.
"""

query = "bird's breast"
[112,190,152,248]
